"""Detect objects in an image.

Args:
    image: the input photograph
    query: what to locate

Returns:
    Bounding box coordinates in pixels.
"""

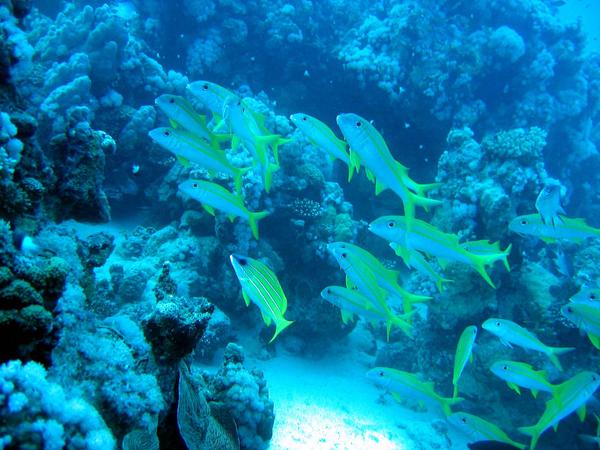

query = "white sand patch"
[256,352,467,450]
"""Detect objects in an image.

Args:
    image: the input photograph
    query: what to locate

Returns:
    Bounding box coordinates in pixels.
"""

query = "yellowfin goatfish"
[519,371,600,450]
[320,285,412,339]
[490,360,557,398]
[336,113,441,225]
[452,326,477,398]
[155,94,230,148]
[328,241,431,315]
[289,113,355,181]
[187,80,237,122]
[148,127,247,194]
[366,367,463,417]
[570,286,600,303]
[535,182,565,227]
[223,97,288,192]
[390,242,453,292]
[448,412,526,449]
[561,301,600,350]
[229,254,294,342]
[482,318,574,370]
[327,242,390,316]
[509,214,600,243]
[370,216,510,288]
[178,180,269,240]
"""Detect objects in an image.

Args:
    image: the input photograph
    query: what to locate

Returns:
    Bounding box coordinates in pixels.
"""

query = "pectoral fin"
[260,309,272,326]
[202,204,215,216]
[577,404,587,422]
[507,382,521,395]
[242,290,251,307]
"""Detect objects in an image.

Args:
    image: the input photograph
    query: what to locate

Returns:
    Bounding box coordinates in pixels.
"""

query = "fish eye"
[496,322,501,327]
[566,307,573,313]
[164,131,170,136]
[591,294,596,300]
[238,258,247,266]
[503,365,507,370]
[521,220,527,225]
[302,116,307,121]
[169,97,175,104]
[192,183,198,188]
[341,252,347,259]
[378,371,384,377]
[388,221,395,228]
[461,417,467,423]
[326,288,331,294]
[356,121,362,127]
[202,84,208,90]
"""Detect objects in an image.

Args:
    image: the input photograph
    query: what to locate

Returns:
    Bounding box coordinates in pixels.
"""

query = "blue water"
[0,0,599,449]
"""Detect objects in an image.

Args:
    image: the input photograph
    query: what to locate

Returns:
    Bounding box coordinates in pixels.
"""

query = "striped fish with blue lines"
[229,254,293,343]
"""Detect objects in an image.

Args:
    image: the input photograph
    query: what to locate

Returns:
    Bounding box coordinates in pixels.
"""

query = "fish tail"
[436,276,454,292]
[272,137,292,165]
[518,425,540,450]
[548,346,575,371]
[248,211,269,240]
[233,166,252,195]
[389,316,413,339]
[441,396,464,417]
[502,243,512,271]
[412,182,442,197]
[472,259,496,288]
[409,191,443,213]
[264,163,280,193]
[269,317,294,343]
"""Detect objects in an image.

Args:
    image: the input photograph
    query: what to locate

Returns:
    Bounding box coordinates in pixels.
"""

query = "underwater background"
[1,0,600,449]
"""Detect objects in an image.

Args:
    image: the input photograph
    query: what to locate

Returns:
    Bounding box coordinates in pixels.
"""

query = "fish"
[186,80,238,122]
[535,182,565,228]
[570,286,600,304]
[148,126,248,194]
[336,113,441,226]
[222,97,289,192]
[448,412,526,449]
[178,180,269,240]
[366,367,463,417]
[326,242,391,316]
[320,285,412,339]
[229,254,294,342]
[370,216,511,288]
[289,113,355,181]
[561,302,600,349]
[481,318,574,370]
[509,214,600,243]
[452,326,478,398]
[327,241,431,315]
[489,360,557,398]
[155,94,230,147]
[390,242,453,292]
[519,371,600,450]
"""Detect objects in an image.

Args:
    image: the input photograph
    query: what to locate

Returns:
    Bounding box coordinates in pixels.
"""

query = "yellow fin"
[242,290,251,307]
[578,404,587,422]
[176,155,190,167]
[507,382,521,395]
[202,204,215,216]
[260,309,272,326]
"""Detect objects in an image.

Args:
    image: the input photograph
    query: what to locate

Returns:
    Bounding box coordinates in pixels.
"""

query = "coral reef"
[205,343,274,450]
